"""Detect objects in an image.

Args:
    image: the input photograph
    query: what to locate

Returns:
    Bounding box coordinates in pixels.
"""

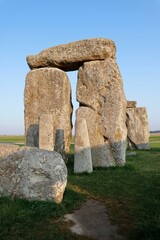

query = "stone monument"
[26,38,128,171]
[126,101,150,149]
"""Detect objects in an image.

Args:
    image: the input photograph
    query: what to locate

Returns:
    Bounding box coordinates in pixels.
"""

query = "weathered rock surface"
[0,144,20,158]
[126,107,150,149]
[76,107,115,167]
[127,101,137,108]
[24,67,73,161]
[76,59,127,166]
[74,118,93,173]
[26,38,116,71]
[39,114,54,151]
[0,145,67,203]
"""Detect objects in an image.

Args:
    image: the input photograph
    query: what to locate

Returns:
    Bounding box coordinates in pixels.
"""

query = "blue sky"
[0,0,159,134]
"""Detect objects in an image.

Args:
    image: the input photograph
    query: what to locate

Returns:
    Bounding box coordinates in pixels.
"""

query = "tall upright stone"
[76,59,127,166]
[76,107,115,167]
[39,114,54,151]
[74,117,93,173]
[126,105,150,149]
[24,67,73,161]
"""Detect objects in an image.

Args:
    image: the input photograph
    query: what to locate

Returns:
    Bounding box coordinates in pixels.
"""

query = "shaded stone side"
[74,117,93,173]
[24,67,73,161]
[76,59,127,166]
[27,38,116,71]
[76,107,115,167]
[126,107,150,149]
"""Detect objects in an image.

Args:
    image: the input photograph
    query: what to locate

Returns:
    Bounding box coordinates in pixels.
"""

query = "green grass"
[0,135,24,145]
[0,136,160,239]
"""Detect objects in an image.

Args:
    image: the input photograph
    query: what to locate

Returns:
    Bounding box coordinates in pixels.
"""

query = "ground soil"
[64,199,125,240]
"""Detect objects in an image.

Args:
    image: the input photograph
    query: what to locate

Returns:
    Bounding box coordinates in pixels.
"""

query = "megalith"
[76,58,127,166]
[39,114,54,151]
[75,107,115,167]
[74,117,93,173]
[26,38,116,71]
[126,102,150,149]
[25,38,128,169]
[24,67,73,161]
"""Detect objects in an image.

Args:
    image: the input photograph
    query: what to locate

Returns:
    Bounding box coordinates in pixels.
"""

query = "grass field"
[0,135,160,240]
[0,135,24,145]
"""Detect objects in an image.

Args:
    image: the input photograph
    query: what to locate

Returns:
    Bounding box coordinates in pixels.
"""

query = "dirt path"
[64,199,124,240]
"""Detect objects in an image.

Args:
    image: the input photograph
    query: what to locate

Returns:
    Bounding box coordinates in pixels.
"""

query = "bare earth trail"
[64,199,125,240]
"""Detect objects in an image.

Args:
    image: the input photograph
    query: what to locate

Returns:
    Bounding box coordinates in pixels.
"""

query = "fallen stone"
[54,129,65,160]
[77,59,127,166]
[74,118,93,173]
[24,67,73,162]
[26,38,116,71]
[0,146,67,203]
[126,107,150,149]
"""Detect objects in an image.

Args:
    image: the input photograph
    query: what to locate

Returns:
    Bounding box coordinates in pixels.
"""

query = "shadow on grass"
[67,147,160,240]
[0,187,87,240]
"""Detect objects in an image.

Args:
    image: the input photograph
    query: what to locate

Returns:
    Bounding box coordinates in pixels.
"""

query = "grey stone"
[0,146,67,203]
[26,38,116,71]
[126,107,150,150]
[24,67,73,162]
[76,107,115,167]
[74,118,93,173]
[76,59,127,166]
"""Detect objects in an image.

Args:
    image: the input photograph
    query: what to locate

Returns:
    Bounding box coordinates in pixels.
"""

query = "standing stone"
[39,114,53,151]
[126,107,150,149]
[26,38,116,71]
[24,67,73,162]
[74,117,93,173]
[54,129,65,160]
[77,59,127,166]
[76,107,115,167]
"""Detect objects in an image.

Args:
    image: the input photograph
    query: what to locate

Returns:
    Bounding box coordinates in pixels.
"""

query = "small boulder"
[0,146,67,203]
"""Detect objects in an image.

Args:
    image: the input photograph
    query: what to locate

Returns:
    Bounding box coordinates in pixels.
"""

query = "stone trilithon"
[25,38,128,170]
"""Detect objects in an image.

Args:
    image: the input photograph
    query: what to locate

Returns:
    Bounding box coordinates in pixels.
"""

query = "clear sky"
[0,0,159,135]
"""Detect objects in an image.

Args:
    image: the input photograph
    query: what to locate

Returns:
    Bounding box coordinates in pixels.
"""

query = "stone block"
[0,146,67,203]
[126,107,150,149]
[26,38,116,71]
[39,114,53,151]
[76,107,115,167]
[74,118,93,173]
[24,67,73,162]
[77,59,127,166]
